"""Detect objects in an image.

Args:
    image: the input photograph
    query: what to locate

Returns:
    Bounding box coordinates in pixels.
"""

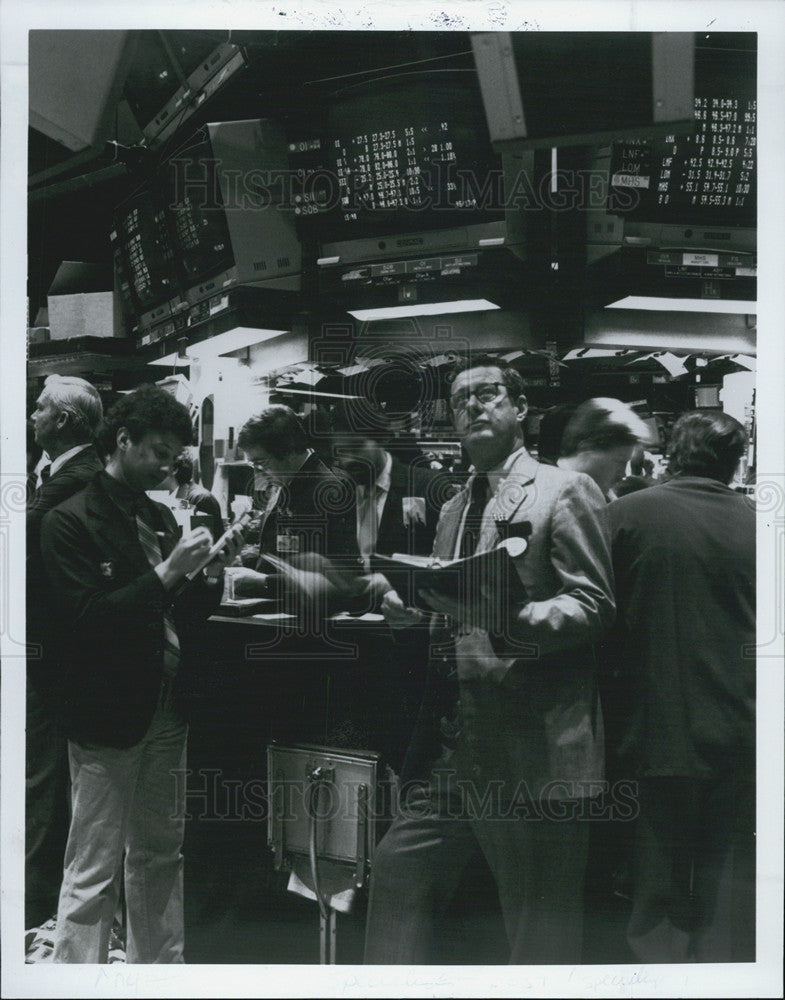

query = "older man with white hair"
[26,374,105,931]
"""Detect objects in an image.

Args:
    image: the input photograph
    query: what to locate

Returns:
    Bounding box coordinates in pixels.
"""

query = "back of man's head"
[99,383,194,456]
[172,450,195,486]
[666,410,747,484]
[560,398,650,457]
[537,404,577,464]
[238,404,308,460]
[42,374,103,445]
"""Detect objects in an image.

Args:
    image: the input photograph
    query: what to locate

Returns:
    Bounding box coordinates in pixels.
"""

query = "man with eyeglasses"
[364,355,615,965]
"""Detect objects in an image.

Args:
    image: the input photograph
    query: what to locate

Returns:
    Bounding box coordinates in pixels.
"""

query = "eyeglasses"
[450,382,507,413]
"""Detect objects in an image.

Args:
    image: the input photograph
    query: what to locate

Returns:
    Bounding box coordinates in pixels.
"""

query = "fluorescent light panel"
[348,299,500,322]
[147,326,289,366]
[606,296,757,314]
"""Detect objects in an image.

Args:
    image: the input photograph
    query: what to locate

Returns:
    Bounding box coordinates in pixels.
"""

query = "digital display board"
[164,132,234,286]
[286,70,505,244]
[111,190,180,314]
[608,38,756,229]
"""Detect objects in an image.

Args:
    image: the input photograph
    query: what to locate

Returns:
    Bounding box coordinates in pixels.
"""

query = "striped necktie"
[135,505,181,678]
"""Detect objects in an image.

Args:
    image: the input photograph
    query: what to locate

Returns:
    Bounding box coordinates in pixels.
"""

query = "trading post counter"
[186,606,429,813]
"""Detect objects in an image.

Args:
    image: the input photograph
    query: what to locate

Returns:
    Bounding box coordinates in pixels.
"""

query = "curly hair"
[238,405,308,460]
[99,384,194,455]
[666,410,747,484]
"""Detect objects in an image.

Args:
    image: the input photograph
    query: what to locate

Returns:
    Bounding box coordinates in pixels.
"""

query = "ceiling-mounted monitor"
[110,188,183,327]
[472,32,696,151]
[123,30,248,147]
[163,118,302,305]
[586,33,756,265]
[285,69,513,268]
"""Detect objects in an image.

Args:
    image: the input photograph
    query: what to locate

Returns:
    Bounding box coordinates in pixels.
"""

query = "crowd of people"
[25,355,755,965]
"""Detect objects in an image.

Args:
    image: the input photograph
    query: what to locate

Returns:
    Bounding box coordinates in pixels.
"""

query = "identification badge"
[402,496,426,527]
[277,533,300,554]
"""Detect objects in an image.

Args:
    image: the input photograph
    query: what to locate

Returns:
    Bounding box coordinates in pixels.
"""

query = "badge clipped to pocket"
[402,496,426,527]
[276,532,300,555]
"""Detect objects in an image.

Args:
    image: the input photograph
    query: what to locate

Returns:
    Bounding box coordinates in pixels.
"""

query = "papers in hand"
[372,536,529,611]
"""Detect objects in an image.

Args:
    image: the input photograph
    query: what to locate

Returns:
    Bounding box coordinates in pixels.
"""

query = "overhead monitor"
[472,32,696,150]
[163,118,302,305]
[110,188,181,322]
[285,69,510,267]
[586,33,756,262]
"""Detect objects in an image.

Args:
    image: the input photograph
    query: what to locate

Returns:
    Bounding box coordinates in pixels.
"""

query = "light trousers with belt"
[53,701,188,964]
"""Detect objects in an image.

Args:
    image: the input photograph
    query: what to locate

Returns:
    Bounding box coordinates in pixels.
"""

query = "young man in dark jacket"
[40,384,243,963]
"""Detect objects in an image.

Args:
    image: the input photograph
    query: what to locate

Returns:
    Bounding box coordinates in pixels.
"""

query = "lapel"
[434,450,540,560]
[85,477,165,575]
[491,449,539,524]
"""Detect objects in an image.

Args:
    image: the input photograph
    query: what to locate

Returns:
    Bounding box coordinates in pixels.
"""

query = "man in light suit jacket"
[26,374,104,930]
[364,355,615,965]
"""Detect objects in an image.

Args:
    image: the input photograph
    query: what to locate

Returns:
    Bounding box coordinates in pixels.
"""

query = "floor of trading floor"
[25,816,635,966]
[181,817,635,965]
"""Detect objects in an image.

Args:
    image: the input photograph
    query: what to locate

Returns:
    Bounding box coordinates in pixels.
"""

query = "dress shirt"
[453,445,528,560]
[356,451,392,566]
[36,443,92,487]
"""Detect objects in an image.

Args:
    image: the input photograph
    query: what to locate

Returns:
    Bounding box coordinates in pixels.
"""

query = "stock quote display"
[286,73,503,241]
[608,42,756,229]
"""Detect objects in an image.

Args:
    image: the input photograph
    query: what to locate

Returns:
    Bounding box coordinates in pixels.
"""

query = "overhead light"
[606,296,756,314]
[348,299,500,322]
[147,327,289,366]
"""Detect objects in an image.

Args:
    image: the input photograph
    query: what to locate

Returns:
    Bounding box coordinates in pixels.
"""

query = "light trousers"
[53,704,188,964]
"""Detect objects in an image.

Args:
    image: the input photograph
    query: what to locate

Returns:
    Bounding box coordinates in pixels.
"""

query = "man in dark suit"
[330,414,452,771]
[365,355,615,964]
[230,404,360,597]
[608,410,755,962]
[26,374,104,930]
[40,385,243,963]
[330,415,446,565]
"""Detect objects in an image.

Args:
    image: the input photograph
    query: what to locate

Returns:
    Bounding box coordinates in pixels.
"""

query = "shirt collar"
[47,443,92,478]
[484,444,530,495]
[358,450,392,497]
[98,469,147,519]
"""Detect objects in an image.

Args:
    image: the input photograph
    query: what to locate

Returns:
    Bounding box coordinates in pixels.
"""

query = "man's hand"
[380,588,426,629]
[156,527,214,589]
[203,523,246,579]
[229,567,271,598]
[418,585,501,632]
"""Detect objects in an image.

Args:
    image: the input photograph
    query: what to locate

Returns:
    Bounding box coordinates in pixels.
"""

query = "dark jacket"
[181,482,224,541]
[256,452,360,569]
[27,445,104,670]
[607,476,755,778]
[40,471,221,748]
[374,458,450,558]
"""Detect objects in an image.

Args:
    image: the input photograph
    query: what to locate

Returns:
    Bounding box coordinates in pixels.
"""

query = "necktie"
[459,472,490,558]
[357,484,380,568]
[33,464,52,503]
[135,503,181,679]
